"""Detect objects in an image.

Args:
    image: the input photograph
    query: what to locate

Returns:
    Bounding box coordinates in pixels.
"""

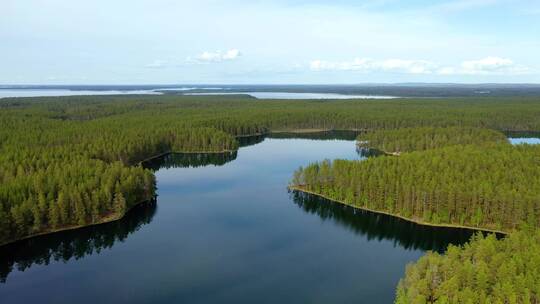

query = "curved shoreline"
[137,149,237,165]
[1,128,511,248]
[0,197,154,248]
[1,143,244,247]
[288,185,508,235]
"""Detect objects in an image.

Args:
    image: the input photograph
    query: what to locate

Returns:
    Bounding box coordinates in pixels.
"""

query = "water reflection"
[269,130,362,141]
[143,152,238,171]
[237,134,266,148]
[505,131,540,145]
[291,190,476,253]
[0,200,157,283]
[0,135,490,303]
[356,146,385,158]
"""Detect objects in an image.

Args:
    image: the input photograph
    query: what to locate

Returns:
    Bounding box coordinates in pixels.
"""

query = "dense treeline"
[358,127,508,153]
[396,228,540,303]
[0,158,155,243]
[0,200,157,282]
[291,144,540,232]
[2,95,540,245]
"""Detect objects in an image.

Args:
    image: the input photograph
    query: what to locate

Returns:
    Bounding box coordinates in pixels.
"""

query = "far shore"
[270,128,365,134]
[137,149,237,165]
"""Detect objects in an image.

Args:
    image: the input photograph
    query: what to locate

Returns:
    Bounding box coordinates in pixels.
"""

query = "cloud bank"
[310,56,530,76]
[310,58,437,74]
[192,49,242,63]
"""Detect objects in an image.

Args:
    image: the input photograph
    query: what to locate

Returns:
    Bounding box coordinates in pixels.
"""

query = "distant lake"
[0,88,398,100]
[0,89,163,98]
[510,138,540,145]
[506,131,540,145]
[184,92,398,99]
[0,132,476,304]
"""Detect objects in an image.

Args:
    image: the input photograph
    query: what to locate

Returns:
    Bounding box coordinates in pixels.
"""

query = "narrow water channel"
[0,132,476,304]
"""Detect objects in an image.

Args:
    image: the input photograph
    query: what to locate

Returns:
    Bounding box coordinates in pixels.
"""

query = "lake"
[0,88,164,98]
[0,88,397,100]
[0,132,476,304]
[183,92,398,99]
[507,131,540,145]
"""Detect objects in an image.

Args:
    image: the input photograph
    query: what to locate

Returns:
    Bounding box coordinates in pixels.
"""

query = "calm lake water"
[0,89,164,98]
[0,88,398,100]
[183,92,398,99]
[507,131,540,145]
[0,133,475,304]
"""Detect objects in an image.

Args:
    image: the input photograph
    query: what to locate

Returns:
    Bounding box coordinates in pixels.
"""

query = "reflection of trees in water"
[0,199,157,283]
[290,190,476,253]
[144,132,375,172]
[504,131,540,138]
[269,130,362,141]
[237,134,266,148]
[356,146,384,158]
[143,152,238,171]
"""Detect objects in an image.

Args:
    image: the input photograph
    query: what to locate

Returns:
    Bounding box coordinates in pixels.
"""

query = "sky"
[2,0,540,84]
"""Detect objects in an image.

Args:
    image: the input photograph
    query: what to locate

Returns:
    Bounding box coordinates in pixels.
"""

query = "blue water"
[0,136,475,304]
[509,137,540,145]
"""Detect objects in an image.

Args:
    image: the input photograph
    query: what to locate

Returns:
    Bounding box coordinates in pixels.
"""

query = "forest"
[2,94,540,302]
[290,122,540,302]
[291,143,540,232]
[357,126,508,153]
[1,95,540,245]
[395,228,540,303]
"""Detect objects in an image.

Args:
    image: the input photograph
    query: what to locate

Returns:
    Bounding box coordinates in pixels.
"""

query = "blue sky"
[2,0,540,84]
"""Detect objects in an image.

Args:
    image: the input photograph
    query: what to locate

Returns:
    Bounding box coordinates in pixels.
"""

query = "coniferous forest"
[289,114,540,302]
[2,94,540,302]
[395,228,540,303]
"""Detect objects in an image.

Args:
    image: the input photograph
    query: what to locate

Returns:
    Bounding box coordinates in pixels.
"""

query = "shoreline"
[289,185,508,235]
[0,128,451,248]
[137,129,364,165]
[357,142,402,156]
[137,149,237,165]
[0,197,154,248]
[270,128,365,134]
[2,146,240,247]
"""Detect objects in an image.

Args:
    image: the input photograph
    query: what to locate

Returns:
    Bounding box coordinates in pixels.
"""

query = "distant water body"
[509,137,540,145]
[0,88,398,100]
[184,92,398,99]
[3,84,540,98]
[0,89,163,98]
[507,131,540,145]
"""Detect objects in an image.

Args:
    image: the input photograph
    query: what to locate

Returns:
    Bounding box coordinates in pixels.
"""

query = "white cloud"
[379,59,435,74]
[191,49,242,63]
[438,56,530,75]
[461,56,514,74]
[310,58,436,74]
[311,56,531,76]
[222,49,241,60]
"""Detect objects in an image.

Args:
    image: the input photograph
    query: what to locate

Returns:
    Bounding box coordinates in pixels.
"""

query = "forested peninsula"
[2,95,540,302]
[290,124,540,302]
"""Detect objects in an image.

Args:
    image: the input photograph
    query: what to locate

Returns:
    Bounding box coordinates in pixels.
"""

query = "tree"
[48,201,60,228]
[113,188,127,216]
